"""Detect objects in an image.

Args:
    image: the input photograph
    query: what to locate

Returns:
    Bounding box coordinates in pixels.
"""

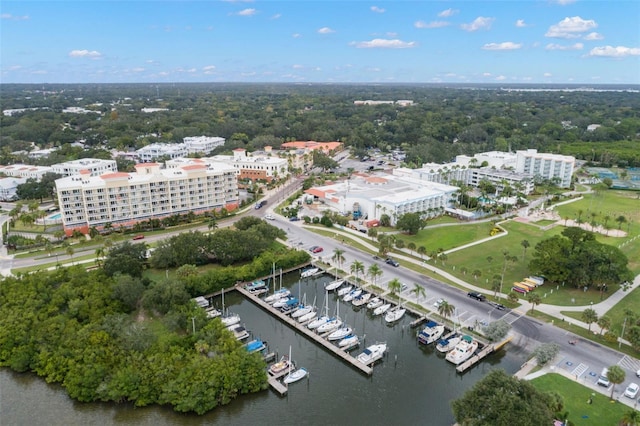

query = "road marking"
[571,363,589,378]
[618,355,640,372]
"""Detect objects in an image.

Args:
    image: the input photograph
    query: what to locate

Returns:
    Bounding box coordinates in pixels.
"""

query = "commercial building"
[136,143,188,162]
[0,164,53,180]
[515,149,575,188]
[55,161,238,235]
[208,147,289,182]
[183,136,225,154]
[51,158,118,177]
[0,177,26,201]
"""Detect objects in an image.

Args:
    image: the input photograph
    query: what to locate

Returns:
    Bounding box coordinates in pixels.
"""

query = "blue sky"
[2,1,639,84]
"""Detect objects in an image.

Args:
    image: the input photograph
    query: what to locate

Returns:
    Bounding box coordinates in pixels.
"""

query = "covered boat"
[445,335,478,365]
[436,335,461,353]
[356,343,387,365]
[366,297,383,310]
[417,321,445,345]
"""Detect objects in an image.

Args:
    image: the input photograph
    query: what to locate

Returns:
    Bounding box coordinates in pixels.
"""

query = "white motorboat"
[352,292,372,307]
[317,317,342,334]
[337,285,353,297]
[301,267,320,278]
[356,343,387,365]
[445,335,478,365]
[366,297,383,310]
[264,288,291,304]
[297,310,317,324]
[327,326,353,341]
[436,335,461,353]
[338,334,360,349]
[384,306,406,324]
[343,288,362,302]
[283,367,308,384]
[221,313,241,327]
[226,323,250,341]
[206,308,222,318]
[245,279,267,293]
[324,279,344,291]
[269,354,293,376]
[417,321,445,345]
[373,303,392,316]
[291,305,314,319]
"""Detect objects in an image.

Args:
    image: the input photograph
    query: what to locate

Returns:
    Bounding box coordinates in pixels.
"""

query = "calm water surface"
[1,272,524,426]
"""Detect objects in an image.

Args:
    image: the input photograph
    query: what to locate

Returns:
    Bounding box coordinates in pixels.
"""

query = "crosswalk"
[618,355,640,372]
[571,363,589,378]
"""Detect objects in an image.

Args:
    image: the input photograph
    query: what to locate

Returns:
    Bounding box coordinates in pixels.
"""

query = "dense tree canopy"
[452,369,559,426]
[395,212,426,235]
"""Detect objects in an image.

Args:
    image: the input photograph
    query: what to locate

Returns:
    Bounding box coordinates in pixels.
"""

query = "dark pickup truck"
[467,291,486,302]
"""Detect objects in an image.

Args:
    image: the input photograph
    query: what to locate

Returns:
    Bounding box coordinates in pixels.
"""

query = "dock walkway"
[237,284,373,376]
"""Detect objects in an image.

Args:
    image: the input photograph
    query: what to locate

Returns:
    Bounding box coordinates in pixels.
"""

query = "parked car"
[489,301,506,310]
[597,368,610,387]
[433,298,444,308]
[289,216,300,221]
[400,283,408,292]
[309,246,323,254]
[467,291,486,302]
[264,214,275,220]
[637,369,640,378]
[132,234,145,240]
[385,258,400,267]
[624,382,639,398]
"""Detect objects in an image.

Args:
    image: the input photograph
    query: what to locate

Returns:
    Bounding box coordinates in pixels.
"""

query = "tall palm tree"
[407,241,416,255]
[368,264,383,288]
[411,283,426,301]
[528,293,541,313]
[332,248,345,272]
[607,365,626,400]
[417,245,427,259]
[620,408,640,426]
[521,239,530,261]
[388,278,402,296]
[65,244,75,265]
[438,300,455,324]
[350,260,364,283]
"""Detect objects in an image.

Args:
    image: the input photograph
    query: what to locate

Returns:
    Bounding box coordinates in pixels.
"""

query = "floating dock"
[237,284,373,376]
[455,336,511,373]
[267,375,288,396]
[410,316,428,328]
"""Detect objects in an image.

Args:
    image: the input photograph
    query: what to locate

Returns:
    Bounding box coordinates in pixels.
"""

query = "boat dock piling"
[410,316,427,328]
[237,284,373,376]
[267,375,288,396]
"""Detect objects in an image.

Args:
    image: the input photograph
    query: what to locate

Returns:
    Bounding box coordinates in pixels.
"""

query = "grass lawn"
[397,221,496,252]
[602,285,640,336]
[530,373,633,426]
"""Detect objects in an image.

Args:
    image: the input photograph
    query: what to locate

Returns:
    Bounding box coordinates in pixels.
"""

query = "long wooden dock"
[267,375,288,396]
[236,284,373,376]
[455,335,512,373]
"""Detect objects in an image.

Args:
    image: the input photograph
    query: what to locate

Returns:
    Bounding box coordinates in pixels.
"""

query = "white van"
[597,368,610,387]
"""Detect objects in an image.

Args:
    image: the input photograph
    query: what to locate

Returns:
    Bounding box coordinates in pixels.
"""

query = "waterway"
[1,272,524,425]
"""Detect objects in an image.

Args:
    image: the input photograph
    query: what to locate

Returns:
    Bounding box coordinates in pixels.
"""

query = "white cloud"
[461,17,495,32]
[515,19,527,28]
[203,65,216,71]
[7,65,23,71]
[31,70,48,75]
[131,67,145,72]
[415,20,450,29]
[543,72,552,77]
[370,6,385,13]
[583,32,603,41]
[482,42,522,50]
[318,27,335,34]
[237,8,257,16]
[292,64,304,69]
[546,42,583,50]
[495,75,507,81]
[482,72,492,77]
[292,33,302,38]
[350,38,417,49]
[588,45,640,58]
[271,13,281,19]
[438,8,458,18]
[550,0,576,5]
[1,13,29,20]
[545,16,597,39]
[69,49,102,58]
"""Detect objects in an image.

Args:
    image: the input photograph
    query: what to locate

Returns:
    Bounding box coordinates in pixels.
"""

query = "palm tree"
[407,242,416,255]
[208,217,218,231]
[620,408,640,426]
[528,293,541,313]
[438,300,455,324]
[491,276,501,297]
[332,248,345,273]
[350,260,364,283]
[607,365,626,400]
[581,308,598,332]
[472,270,481,281]
[460,266,468,276]
[438,252,447,266]
[368,263,383,288]
[95,247,104,266]
[65,244,75,265]
[521,239,530,261]
[395,239,405,250]
[417,245,427,260]
[388,278,402,296]
[597,315,611,335]
[507,292,520,304]
[411,283,426,301]
[616,215,627,230]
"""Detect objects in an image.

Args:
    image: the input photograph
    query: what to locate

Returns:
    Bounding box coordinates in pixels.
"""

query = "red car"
[309,246,323,253]
[132,234,145,240]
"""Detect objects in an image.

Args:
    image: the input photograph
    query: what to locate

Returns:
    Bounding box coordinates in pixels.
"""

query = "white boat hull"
[366,298,383,310]
[297,311,317,323]
[327,326,353,341]
[307,315,330,330]
[352,293,371,307]
[384,308,406,324]
[325,279,344,291]
[283,367,308,384]
[291,306,313,318]
[337,285,353,297]
[436,336,461,353]
[221,314,241,327]
[317,318,342,333]
[343,289,362,302]
[445,338,479,365]
[356,343,387,365]
[373,303,391,316]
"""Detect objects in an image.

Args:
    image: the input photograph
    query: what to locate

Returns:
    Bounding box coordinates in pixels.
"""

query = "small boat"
[445,335,478,365]
[352,292,372,307]
[227,324,250,341]
[373,303,391,316]
[417,321,445,345]
[384,306,406,324]
[356,343,387,365]
[291,305,314,319]
[283,367,308,384]
[307,315,330,329]
[264,288,291,304]
[297,310,317,324]
[436,335,461,353]
[269,355,293,376]
[246,339,267,353]
[221,313,241,327]
[337,285,353,297]
[343,288,362,302]
[317,317,342,334]
[245,280,267,293]
[206,308,222,318]
[325,279,344,291]
[273,296,297,309]
[327,325,353,341]
[301,267,320,278]
[366,297,383,310]
[338,334,360,349]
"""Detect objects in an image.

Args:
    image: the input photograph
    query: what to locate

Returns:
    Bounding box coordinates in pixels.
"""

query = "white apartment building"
[455,151,517,169]
[0,177,26,201]
[55,162,238,235]
[183,136,225,154]
[0,164,53,180]
[51,158,117,177]
[515,149,575,188]
[136,143,188,162]
[209,148,289,182]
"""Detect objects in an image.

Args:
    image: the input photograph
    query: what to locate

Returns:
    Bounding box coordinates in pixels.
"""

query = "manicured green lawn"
[530,373,633,426]
[397,222,496,252]
[602,285,640,336]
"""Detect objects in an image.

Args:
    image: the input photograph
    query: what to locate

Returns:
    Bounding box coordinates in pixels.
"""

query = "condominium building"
[51,158,117,177]
[209,148,289,182]
[0,164,53,180]
[515,149,575,188]
[136,143,188,162]
[55,162,238,235]
[183,136,225,154]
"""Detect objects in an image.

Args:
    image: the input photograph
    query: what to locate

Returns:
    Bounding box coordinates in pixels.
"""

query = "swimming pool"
[47,212,62,220]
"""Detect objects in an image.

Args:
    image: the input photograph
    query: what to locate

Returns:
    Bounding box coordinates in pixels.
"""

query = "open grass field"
[396,221,496,252]
[530,373,634,426]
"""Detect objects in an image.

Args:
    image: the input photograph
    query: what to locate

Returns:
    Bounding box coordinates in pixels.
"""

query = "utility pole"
[619,316,627,348]
[191,317,196,335]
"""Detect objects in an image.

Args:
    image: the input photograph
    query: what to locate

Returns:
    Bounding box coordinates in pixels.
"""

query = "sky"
[1,1,639,85]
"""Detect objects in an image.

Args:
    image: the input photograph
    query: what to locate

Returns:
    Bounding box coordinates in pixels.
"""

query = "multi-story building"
[0,177,26,201]
[55,162,238,235]
[51,158,117,177]
[136,143,188,162]
[0,164,53,180]
[183,136,225,155]
[515,149,575,188]
[209,148,290,182]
